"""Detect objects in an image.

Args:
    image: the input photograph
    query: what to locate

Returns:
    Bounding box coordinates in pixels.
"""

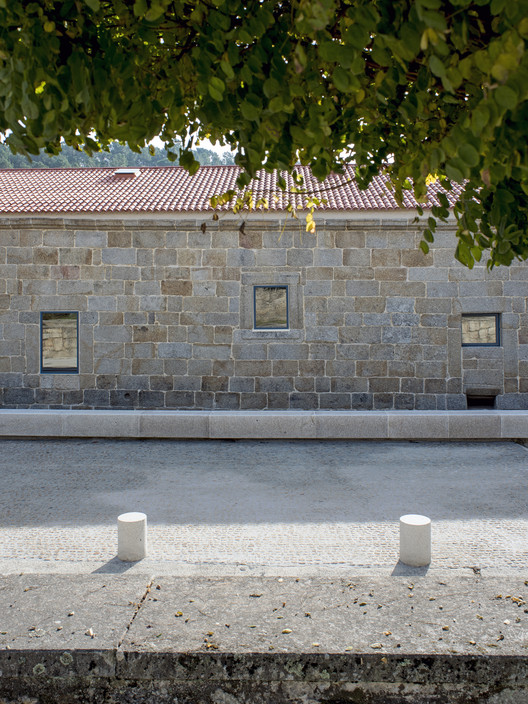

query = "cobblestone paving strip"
[0,439,526,570]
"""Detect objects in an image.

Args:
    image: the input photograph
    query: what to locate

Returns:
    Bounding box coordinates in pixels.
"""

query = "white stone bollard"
[118,512,147,561]
[399,514,431,567]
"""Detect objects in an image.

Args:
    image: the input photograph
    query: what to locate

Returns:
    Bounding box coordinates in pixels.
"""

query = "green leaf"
[84,0,100,11]
[417,0,441,8]
[490,0,506,12]
[133,0,147,16]
[208,76,225,101]
[471,105,490,135]
[494,85,518,111]
[332,67,350,92]
[145,4,165,21]
[423,228,434,243]
[319,41,343,63]
[429,55,446,78]
[470,246,482,262]
[263,78,280,99]
[209,76,225,93]
[437,192,450,209]
[21,97,39,120]
[458,143,480,168]
[419,240,430,255]
[456,241,474,268]
[220,60,234,80]
[519,17,528,38]
[268,96,283,113]
[208,86,223,101]
[179,149,200,175]
[445,162,464,182]
[240,100,260,121]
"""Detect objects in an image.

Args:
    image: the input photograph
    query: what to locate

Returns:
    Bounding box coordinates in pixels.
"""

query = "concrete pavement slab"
[122,575,528,657]
[0,574,150,653]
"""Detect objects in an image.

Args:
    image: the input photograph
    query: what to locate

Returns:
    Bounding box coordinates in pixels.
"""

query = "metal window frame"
[253,285,289,330]
[461,313,500,347]
[40,311,80,374]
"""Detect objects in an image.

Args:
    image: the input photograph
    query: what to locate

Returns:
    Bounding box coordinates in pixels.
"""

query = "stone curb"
[0,409,527,440]
[1,574,528,703]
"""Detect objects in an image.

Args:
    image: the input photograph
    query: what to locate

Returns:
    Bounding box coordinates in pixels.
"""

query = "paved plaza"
[0,438,527,573]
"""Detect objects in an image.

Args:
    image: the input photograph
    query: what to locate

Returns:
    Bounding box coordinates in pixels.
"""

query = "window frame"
[253,284,289,331]
[40,311,80,374]
[239,272,303,340]
[461,313,500,348]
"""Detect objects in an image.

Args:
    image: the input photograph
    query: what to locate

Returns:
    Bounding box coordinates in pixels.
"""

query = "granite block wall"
[0,214,526,410]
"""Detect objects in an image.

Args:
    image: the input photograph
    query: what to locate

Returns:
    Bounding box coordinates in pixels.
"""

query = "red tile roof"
[0,165,462,214]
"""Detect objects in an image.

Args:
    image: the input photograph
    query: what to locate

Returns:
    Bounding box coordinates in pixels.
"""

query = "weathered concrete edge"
[1,649,528,684]
[0,409,526,440]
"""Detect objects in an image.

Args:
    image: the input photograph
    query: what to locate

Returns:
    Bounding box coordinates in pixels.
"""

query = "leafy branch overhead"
[1,0,528,267]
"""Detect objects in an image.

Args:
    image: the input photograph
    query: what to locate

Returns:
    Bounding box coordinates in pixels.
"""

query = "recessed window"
[461,314,500,346]
[254,285,289,330]
[40,312,79,373]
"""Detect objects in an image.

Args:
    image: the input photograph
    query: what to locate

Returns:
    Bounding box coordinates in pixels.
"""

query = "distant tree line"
[0,141,235,169]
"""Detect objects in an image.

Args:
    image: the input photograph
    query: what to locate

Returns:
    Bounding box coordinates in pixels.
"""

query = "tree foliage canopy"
[1,0,528,266]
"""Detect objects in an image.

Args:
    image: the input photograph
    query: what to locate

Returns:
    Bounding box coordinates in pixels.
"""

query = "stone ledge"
[1,574,527,704]
[0,409,527,439]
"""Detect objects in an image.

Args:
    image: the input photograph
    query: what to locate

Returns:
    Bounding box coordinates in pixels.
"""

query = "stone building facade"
[0,165,526,411]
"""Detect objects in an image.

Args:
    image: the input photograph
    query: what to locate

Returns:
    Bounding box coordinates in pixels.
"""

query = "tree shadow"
[1,438,527,527]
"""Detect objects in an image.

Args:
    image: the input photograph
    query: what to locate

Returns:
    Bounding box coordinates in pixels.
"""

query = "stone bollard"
[399,514,431,567]
[118,512,147,561]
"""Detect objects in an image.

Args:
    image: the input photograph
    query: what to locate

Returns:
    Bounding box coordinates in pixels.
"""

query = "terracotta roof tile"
[0,165,462,214]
